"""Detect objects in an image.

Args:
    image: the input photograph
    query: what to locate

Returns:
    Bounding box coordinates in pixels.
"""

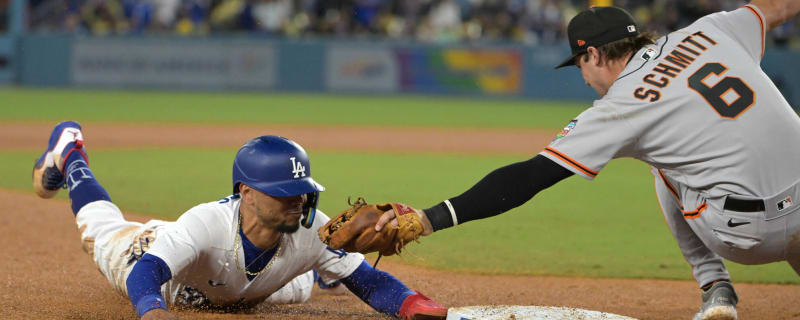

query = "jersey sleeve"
[145,207,215,277]
[539,103,638,180]
[310,212,365,284]
[697,5,766,62]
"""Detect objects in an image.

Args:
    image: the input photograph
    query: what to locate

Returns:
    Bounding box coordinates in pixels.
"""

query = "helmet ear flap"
[233,182,242,195]
[301,192,319,228]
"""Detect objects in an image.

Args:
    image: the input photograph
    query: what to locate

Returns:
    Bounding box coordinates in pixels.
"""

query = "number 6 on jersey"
[688,62,755,118]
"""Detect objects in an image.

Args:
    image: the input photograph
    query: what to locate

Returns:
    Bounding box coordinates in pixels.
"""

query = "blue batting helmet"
[232,136,325,228]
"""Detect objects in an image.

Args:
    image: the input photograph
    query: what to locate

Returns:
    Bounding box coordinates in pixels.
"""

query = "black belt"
[724,197,765,212]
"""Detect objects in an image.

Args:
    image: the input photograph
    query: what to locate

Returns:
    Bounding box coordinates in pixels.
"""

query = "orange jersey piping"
[543,147,598,178]
[744,5,765,59]
[657,170,681,203]
[682,202,708,219]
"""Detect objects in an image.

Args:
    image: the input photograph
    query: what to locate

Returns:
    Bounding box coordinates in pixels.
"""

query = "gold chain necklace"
[233,212,282,277]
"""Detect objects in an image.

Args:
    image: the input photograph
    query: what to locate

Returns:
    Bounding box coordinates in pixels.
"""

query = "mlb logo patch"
[641,48,657,61]
[777,197,793,211]
[627,25,637,32]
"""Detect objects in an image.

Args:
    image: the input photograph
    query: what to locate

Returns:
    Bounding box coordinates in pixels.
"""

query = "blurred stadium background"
[0,0,798,104]
[13,0,800,44]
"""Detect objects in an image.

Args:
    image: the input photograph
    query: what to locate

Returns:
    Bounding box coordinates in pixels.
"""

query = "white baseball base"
[446,305,638,320]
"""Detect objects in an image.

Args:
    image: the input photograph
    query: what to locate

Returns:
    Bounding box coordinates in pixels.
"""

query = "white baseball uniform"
[76,196,364,308]
[541,5,800,286]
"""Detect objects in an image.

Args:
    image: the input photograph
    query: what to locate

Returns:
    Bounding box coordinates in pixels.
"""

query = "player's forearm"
[126,253,173,318]
[750,0,800,30]
[424,155,573,231]
[340,260,415,316]
[136,296,171,319]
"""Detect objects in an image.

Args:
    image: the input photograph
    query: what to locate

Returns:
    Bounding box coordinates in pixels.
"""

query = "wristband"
[423,201,456,231]
[135,294,167,318]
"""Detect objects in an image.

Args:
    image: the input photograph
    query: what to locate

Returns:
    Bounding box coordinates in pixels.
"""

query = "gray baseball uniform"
[541,5,800,286]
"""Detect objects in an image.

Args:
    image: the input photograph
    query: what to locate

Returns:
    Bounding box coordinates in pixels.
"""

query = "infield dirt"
[2,122,798,319]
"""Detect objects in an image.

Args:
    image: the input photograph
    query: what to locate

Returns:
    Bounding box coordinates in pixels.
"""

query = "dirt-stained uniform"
[76,198,362,308]
[34,124,449,319]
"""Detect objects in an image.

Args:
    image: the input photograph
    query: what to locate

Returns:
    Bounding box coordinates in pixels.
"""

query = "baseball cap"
[555,6,640,69]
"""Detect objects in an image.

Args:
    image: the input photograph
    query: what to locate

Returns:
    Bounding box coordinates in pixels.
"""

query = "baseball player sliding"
[319,1,800,320]
[32,122,447,320]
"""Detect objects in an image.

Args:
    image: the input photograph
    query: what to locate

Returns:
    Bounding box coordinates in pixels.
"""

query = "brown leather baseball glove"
[318,197,424,256]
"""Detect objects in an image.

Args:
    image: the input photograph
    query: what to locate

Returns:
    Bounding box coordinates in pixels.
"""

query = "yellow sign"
[443,50,521,94]
[590,0,613,6]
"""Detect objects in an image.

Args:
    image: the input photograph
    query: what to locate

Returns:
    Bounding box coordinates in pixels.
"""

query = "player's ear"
[239,184,252,204]
[586,47,601,66]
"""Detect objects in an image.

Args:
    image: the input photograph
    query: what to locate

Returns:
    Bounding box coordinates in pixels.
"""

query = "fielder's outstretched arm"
[423,155,573,231]
[750,0,800,30]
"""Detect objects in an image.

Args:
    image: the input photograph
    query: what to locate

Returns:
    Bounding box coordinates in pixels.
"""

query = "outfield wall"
[10,34,800,106]
[0,36,13,83]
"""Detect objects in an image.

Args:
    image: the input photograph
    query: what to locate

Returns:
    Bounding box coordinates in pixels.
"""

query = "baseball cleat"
[398,292,447,320]
[693,281,738,320]
[32,121,87,198]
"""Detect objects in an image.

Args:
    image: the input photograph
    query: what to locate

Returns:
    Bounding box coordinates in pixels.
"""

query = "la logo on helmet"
[290,157,306,178]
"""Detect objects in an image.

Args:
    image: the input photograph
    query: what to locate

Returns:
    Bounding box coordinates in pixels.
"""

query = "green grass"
[5,148,797,284]
[0,87,586,129]
[5,87,797,284]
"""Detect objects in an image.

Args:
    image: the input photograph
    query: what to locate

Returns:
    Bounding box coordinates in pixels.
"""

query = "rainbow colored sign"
[395,48,521,95]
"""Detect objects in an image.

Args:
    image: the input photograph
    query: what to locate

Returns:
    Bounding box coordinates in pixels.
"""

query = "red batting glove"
[398,292,448,320]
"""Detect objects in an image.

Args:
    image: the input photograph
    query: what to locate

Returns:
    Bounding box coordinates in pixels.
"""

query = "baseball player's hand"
[141,308,177,320]
[374,205,434,236]
[318,198,429,256]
